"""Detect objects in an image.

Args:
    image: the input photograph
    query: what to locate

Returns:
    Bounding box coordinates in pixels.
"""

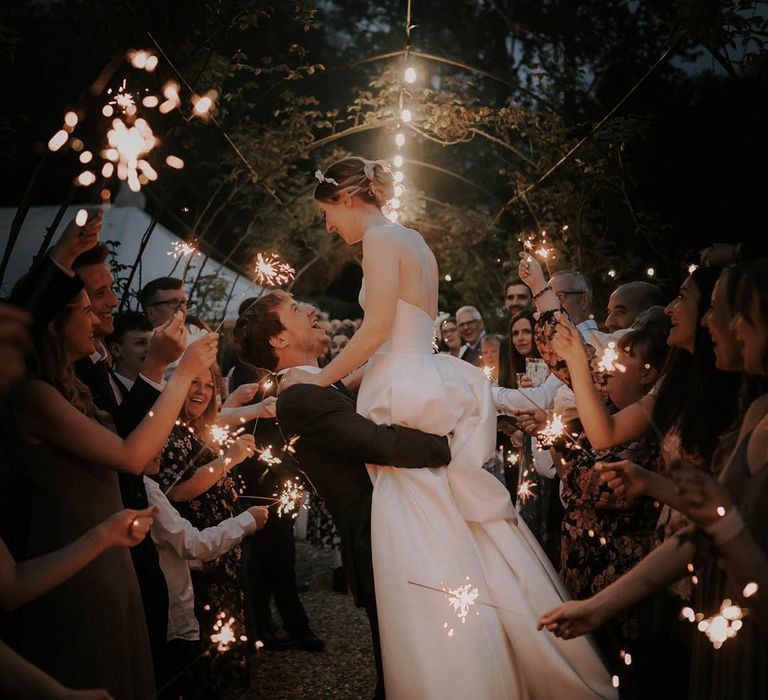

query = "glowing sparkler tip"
[165,155,185,170]
[743,582,758,598]
[64,111,78,128]
[253,253,296,288]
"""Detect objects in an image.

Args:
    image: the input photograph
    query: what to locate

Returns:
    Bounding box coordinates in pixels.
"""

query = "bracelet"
[532,285,552,301]
[704,507,745,547]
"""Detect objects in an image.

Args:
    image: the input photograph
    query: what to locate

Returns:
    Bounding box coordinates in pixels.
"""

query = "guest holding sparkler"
[521,254,742,696]
[142,449,268,699]
[152,365,256,690]
[6,288,218,700]
[540,259,768,700]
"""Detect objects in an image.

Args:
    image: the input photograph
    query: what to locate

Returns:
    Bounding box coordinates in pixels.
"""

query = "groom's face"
[273,298,330,360]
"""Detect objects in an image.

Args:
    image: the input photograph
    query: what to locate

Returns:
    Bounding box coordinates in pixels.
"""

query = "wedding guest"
[499,278,534,386]
[604,282,667,333]
[107,312,154,390]
[456,305,486,366]
[70,248,187,687]
[437,316,462,357]
[523,258,742,697]
[0,506,156,700]
[152,365,257,691]
[539,259,768,700]
[140,277,188,328]
[479,333,501,383]
[143,451,268,699]
[8,291,217,699]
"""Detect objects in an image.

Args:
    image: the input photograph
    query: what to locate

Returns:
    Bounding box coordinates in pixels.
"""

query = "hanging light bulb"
[393,155,404,168]
[400,109,412,123]
[394,185,405,198]
[395,133,406,147]
[390,198,401,209]
[394,171,404,183]
[404,66,417,83]
[389,210,399,222]
[646,267,655,278]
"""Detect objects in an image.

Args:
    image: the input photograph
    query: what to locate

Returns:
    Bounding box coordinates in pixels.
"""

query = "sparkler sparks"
[537,412,566,448]
[167,240,199,259]
[481,365,495,381]
[253,253,296,288]
[105,116,157,192]
[210,614,239,652]
[691,599,746,649]
[275,478,305,518]
[517,479,536,503]
[257,445,282,467]
[445,578,480,623]
[597,342,626,374]
[106,79,138,116]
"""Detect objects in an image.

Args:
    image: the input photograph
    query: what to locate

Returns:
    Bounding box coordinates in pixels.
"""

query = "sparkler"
[106,79,138,116]
[517,478,536,503]
[445,579,480,623]
[681,599,746,649]
[597,342,626,374]
[210,614,242,652]
[537,412,566,448]
[253,253,296,288]
[481,365,495,382]
[275,478,305,519]
[166,239,199,278]
[256,445,282,467]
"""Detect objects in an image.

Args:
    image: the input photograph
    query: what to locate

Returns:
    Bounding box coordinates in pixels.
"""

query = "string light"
[404,66,417,83]
[400,108,412,122]
[393,155,404,168]
[395,133,406,147]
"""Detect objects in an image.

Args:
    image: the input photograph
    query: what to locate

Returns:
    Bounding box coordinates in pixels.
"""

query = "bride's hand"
[278,368,321,394]
[537,598,604,639]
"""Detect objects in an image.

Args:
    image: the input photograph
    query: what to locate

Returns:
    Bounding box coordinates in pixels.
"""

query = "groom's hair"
[233,290,290,371]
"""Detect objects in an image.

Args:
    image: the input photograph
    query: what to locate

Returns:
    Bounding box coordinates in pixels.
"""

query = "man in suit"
[455,305,486,366]
[233,290,451,700]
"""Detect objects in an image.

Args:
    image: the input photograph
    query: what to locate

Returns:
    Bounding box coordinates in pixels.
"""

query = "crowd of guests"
[0,206,766,700]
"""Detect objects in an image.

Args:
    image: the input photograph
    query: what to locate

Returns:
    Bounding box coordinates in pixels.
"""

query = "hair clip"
[314,169,339,186]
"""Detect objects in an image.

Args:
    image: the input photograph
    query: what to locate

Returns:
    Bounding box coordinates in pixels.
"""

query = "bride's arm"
[310,229,400,387]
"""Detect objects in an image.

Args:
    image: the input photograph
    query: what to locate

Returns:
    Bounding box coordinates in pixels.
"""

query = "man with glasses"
[455,305,486,366]
[140,277,189,328]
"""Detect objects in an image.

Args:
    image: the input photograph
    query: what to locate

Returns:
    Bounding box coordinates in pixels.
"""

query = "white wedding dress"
[357,280,617,700]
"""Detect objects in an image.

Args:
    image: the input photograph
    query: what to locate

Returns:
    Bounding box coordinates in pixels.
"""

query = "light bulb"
[404,66,417,83]
[394,171,404,183]
[395,133,405,147]
[394,185,404,197]
[400,109,412,123]
[393,155,404,168]
[646,267,655,278]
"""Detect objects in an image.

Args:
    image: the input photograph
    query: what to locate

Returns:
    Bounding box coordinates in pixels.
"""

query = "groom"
[233,290,451,699]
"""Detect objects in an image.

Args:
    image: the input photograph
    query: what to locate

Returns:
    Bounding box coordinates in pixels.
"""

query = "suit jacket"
[276,383,451,607]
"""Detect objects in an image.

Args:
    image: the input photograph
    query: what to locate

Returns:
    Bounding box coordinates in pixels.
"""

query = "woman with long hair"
[539,259,768,700]
[7,293,217,699]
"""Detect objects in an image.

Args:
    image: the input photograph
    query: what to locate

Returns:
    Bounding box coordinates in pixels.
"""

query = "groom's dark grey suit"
[276,382,451,698]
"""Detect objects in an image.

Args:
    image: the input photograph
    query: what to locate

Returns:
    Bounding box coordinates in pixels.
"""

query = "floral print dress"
[154,422,249,688]
[534,310,661,686]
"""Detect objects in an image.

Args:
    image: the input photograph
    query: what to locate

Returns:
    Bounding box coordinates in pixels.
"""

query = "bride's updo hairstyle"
[314,157,394,210]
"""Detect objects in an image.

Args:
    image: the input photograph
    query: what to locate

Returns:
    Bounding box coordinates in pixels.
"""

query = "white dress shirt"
[144,477,258,641]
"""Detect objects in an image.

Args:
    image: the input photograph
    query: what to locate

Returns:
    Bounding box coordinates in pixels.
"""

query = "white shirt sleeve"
[492,372,563,413]
[137,374,167,392]
[145,478,258,562]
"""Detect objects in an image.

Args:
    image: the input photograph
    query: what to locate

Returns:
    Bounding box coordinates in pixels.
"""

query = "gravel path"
[228,541,377,699]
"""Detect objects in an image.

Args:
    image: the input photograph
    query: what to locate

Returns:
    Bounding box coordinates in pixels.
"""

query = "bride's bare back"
[365,222,439,319]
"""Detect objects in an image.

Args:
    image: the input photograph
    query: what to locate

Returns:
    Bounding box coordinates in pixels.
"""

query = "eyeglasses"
[148,298,188,311]
[554,290,585,303]
[457,320,480,329]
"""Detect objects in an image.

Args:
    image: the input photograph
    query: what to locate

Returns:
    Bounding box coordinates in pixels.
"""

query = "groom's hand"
[278,368,319,394]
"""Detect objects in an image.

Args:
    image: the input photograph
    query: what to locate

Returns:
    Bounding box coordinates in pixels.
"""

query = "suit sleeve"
[277,385,451,468]
[10,256,83,326]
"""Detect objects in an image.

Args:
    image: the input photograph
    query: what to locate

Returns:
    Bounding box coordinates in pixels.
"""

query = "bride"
[281,157,616,699]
